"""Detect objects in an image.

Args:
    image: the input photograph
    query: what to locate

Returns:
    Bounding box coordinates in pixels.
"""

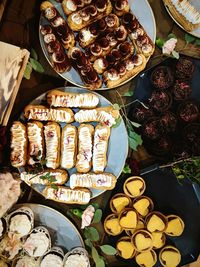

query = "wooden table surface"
[0,0,199,266]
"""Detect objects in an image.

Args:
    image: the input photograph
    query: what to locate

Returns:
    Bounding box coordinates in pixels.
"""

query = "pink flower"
[162,38,177,55]
[81,205,95,229]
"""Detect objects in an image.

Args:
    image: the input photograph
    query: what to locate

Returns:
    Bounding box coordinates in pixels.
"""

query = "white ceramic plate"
[20,87,129,200]
[14,203,84,250]
[163,0,200,38]
[39,0,156,90]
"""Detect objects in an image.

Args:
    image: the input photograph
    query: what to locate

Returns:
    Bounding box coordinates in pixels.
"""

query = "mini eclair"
[62,0,93,15]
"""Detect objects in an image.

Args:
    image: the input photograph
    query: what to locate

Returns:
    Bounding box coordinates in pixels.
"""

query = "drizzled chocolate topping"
[122,12,134,24]
[52,51,66,63]
[96,0,107,9]
[97,18,107,30]
[71,48,82,59]
[89,24,98,35]
[105,14,117,27]
[137,35,149,46]
[115,0,128,10]
[85,5,97,16]
[115,26,126,39]
[44,33,56,44]
[44,7,57,20]
[111,49,121,60]
[119,42,131,55]
[47,42,61,53]
[90,43,102,55]
[98,37,109,49]
[40,25,52,35]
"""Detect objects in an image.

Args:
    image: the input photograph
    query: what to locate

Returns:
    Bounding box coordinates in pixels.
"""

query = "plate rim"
[163,0,200,38]
[14,203,85,247]
[19,86,129,200]
[39,0,157,91]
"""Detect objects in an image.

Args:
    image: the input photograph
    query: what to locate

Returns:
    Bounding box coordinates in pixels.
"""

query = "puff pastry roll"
[44,122,61,169]
[62,0,92,15]
[10,121,27,167]
[70,172,117,190]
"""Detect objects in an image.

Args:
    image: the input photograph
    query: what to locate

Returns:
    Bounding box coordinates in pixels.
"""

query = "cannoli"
[10,121,27,167]
[62,0,92,15]
[24,105,74,123]
[27,121,44,165]
[111,0,130,16]
[44,122,61,169]
[67,0,112,31]
[20,169,68,185]
[40,1,75,49]
[40,25,71,73]
[67,47,102,89]
[93,125,110,173]
[61,125,77,169]
[76,124,94,173]
[78,14,120,48]
[103,54,147,88]
[47,89,99,108]
[43,186,91,204]
[70,172,117,189]
[74,106,120,127]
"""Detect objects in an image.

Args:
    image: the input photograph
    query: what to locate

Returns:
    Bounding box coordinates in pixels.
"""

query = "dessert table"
[0,0,199,266]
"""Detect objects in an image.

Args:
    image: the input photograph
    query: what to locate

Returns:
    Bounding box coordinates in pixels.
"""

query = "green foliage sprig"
[24,48,44,79]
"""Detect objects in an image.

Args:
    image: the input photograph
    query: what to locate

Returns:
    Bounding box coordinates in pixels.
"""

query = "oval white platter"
[39,0,156,90]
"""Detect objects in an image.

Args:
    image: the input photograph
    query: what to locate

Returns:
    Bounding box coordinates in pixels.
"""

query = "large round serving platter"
[14,203,84,249]
[163,0,200,38]
[39,0,156,90]
[19,87,129,200]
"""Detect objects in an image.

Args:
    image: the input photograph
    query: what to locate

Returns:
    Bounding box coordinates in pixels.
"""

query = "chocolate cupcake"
[151,66,174,90]
[142,118,161,140]
[132,104,154,123]
[149,91,172,113]
[183,123,200,155]
[178,101,199,123]
[173,80,192,101]
[160,112,177,133]
[150,137,172,156]
[172,142,191,159]
[176,57,195,81]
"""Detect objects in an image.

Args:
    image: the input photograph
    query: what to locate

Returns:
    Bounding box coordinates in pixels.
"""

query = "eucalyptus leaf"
[155,38,165,49]
[96,258,105,267]
[85,239,92,249]
[123,164,131,174]
[128,130,143,151]
[113,103,121,110]
[130,121,141,128]
[92,246,100,264]
[92,209,102,224]
[167,33,177,40]
[112,116,122,128]
[123,90,134,97]
[185,33,196,44]
[172,50,179,59]
[195,38,200,46]
[30,58,44,73]
[84,227,99,241]
[31,48,38,60]
[23,62,32,80]
[100,245,117,255]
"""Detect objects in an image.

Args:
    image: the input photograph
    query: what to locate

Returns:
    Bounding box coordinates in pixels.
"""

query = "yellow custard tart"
[116,236,136,259]
[165,215,185,236]
[110,193,132,214]
[135,249,157,267]
[125,218,145,236]
[133,196,154,217]
[152,232,166,249]
[123,176,146,198]
[132,230,153,252]
[104,214,123,236]
[146,212,168,233]
[159,246,181,267]
[118,208,139,230]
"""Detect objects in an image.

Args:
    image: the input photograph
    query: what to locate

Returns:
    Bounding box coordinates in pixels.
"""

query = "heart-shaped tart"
[110,193,131,214]
[125,218,145,236]
[146,212,168,233]
[165,215,184,237]
[132,230,153,252]
[104,214,123,236]
[123,176,146,198]
[135,249,157,267]
[119,208,138,229]
[116,236,136,259]
[159,246,181,267]
[152,232,166,249]
[133,196,154,217]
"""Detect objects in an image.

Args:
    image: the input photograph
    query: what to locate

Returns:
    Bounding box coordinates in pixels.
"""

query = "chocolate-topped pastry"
[112,0,130,17]
[40,25,71,73]
[67,0,112,31]
[178,101,199,123]
[115,25,128,41]
[159,246,181,267]
[146,212,168,233]
[116,236,136,259]
[93,58,109,74]
[151,66,174,89]
[160,112,177,133]
[172,142,191,159]
[142,118,161,140]
[132,230,153,252]
[183,123,200,155]
[40,1,75,49]
[110,193,132,214]
[149,91,172,113]
[118,208,139,230]
[165,215,185,237]
[135,250,157,267]
[173,80,192,101]
[133,196,154,217]
[62,0,92,15]
[149,136,172,156]
[176,57,195,81]
[123,176,146,198]
[104,213,123,236]
[68,47,102,89]
[132,104,154,123]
